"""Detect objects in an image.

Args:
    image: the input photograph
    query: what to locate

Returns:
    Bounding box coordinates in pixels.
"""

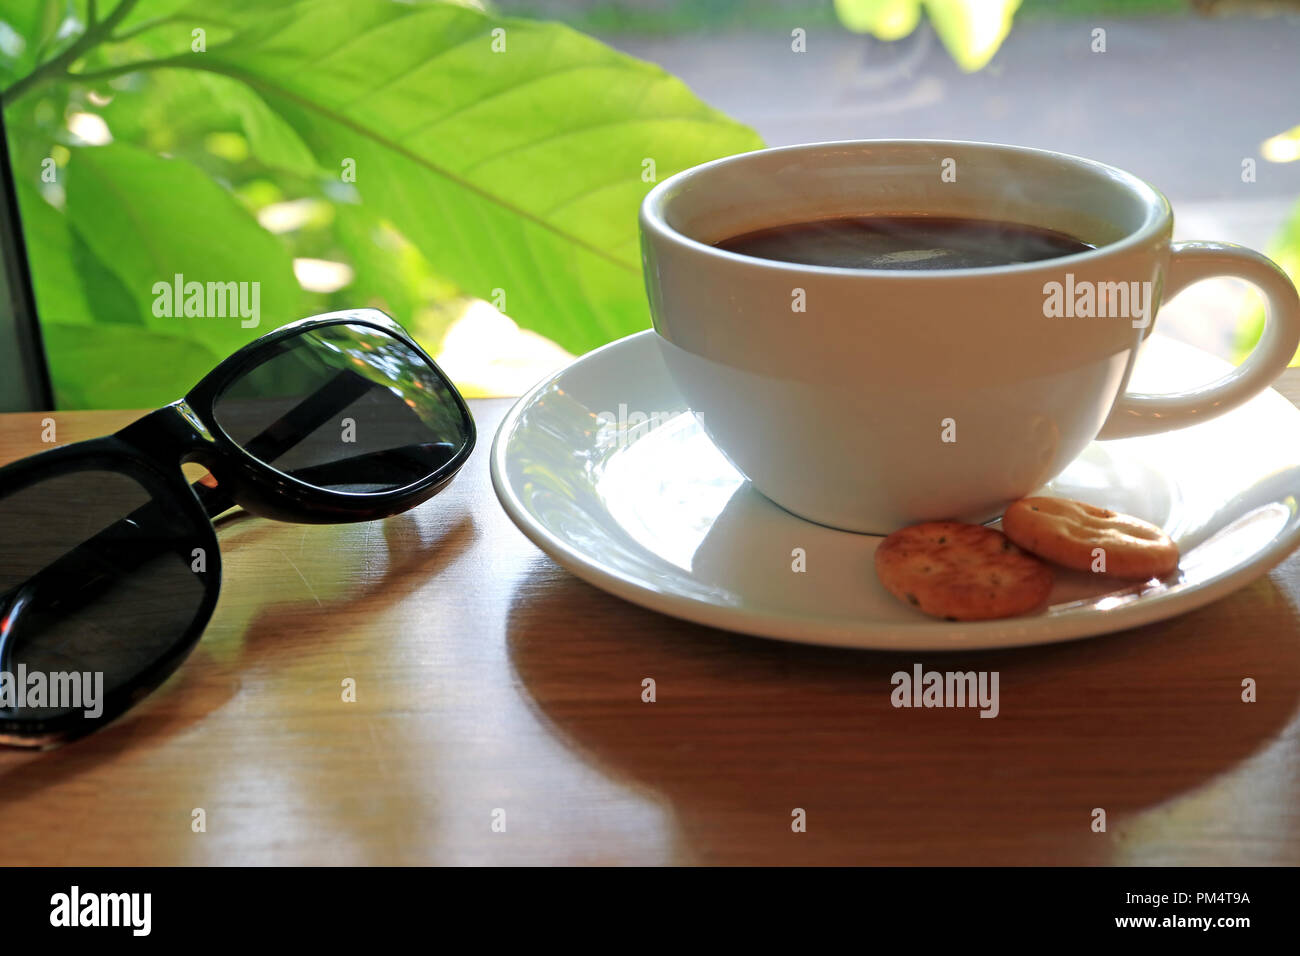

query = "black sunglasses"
[0,309,475,747]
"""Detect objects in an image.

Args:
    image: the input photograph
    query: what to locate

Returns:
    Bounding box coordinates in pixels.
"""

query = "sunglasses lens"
[0,470,211,732]
[211,322,471,493]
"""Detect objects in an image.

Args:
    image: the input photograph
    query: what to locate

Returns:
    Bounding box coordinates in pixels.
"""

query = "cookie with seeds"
[1001,496,1179,580]
[874,521,1053,621]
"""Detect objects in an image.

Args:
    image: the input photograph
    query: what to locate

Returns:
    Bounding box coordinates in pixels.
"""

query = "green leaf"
[923,0,1021,72]
[104,0,391,65]
[123,0,304,29]
[833,0,1019,71]
[12,178,143,328]
[118,0,215,30]
[197,72,320,176]
[834,0,922,41]
[92,66,232,150]
[1235,197,1300,366]
[0,0,65,82]
[1262,124,1300,164]
[330,202,420,321]
[62,141,304,358]
[6,0,766,403]
[171,0,763,354]
[42,322,220,409]
[98,67,320,175]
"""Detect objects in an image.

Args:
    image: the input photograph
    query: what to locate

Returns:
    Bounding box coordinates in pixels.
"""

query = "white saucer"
[491,331,1300,650]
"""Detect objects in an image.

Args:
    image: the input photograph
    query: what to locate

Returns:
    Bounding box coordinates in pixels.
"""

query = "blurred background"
[3,0,1299,408]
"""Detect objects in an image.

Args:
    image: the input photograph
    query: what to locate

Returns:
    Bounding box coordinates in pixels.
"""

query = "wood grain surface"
[2,375,1300,865]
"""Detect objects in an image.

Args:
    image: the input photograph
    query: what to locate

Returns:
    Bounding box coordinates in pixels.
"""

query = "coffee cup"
[639,139,1300,534]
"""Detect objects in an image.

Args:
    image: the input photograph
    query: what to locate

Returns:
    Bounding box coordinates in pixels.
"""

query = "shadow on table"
[0,510,475,802]
[506,557,1300,865]
[215,511,475,658]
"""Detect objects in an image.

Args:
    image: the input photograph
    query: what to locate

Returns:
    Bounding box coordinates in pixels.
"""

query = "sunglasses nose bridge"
[115,400,217,463]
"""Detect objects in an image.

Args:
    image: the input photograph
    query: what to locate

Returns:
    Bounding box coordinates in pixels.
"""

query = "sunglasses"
[0,309,475,747]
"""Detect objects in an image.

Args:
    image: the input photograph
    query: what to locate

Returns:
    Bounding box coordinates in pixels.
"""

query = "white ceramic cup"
[639,139,1300,534]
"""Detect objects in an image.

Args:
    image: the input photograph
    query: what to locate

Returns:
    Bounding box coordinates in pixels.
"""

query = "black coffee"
[715,215,1093,270]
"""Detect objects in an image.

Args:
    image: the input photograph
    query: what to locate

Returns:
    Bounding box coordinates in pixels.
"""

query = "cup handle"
[1097,240,1300,440]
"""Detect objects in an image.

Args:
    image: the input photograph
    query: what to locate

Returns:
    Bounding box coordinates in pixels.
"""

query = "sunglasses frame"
[0,309,475,746]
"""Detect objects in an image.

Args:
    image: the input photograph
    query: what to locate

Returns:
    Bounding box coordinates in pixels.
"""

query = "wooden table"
[3,380,1300,866]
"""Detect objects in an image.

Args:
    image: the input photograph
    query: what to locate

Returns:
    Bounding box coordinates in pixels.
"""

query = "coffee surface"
[715,215,1093,270]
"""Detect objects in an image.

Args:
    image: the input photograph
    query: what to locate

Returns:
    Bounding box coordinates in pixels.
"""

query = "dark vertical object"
[0,112,55,411]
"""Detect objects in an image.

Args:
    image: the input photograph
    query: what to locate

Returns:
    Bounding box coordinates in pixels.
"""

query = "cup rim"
[640,138,1173,280]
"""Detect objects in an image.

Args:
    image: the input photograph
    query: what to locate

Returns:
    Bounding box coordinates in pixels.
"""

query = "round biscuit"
[874,521,1053,621]
[1001,496,1179,580]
